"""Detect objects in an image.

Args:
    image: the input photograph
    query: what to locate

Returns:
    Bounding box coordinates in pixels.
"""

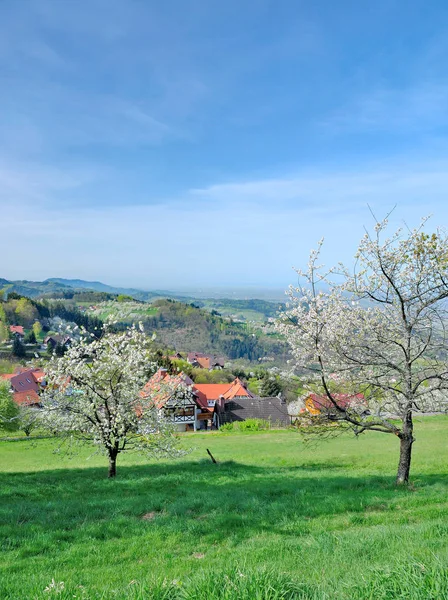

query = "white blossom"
[277,216,448,484]
[41,322,184,477]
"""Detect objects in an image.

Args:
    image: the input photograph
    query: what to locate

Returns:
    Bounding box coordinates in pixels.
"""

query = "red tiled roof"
[306,393,365,412]
[0,373,15,380]
[9,325,24,335]
[13,390,41,406]
[193,384,231,403]
[195,357,211,369]
[30,369,46,383]
[141,369,195,409]
[193,378,254,404]
[222,378,255,400]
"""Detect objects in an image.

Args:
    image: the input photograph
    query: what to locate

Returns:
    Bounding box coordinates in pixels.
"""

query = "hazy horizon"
[1,274,291,301]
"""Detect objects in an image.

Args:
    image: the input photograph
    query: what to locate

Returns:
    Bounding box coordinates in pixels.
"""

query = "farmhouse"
[142,370,289,431]
[9,325,24,339]
[187,352,225,370]
[142,370,258,431]
[141,369,204,432]
[303,393,367,415]
[44,335,72,350]
[9,369,46,394]
[1,367,47,408]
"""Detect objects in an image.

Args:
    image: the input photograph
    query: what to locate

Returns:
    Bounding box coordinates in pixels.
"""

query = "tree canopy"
[42,323,184,477]
[278,216,448,484]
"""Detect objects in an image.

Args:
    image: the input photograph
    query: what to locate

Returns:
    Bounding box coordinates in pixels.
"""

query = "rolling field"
[1,418,448,598]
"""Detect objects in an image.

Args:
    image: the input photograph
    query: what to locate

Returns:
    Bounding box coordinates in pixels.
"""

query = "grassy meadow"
[1,418,448,599]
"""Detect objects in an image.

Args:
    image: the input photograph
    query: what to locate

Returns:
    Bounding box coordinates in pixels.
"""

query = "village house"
[9,325,25,339]
[43,334,72,350]
[142,370,257,431]
[194,377,255,428]
[142,369,289,431]
[187,352,225,370]
[1,367,46,408]
[13,390,42,407]
[301,392,367,416]
[140,369,204,432]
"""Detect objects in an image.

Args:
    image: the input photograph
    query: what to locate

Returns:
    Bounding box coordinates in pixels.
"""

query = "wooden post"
[206,448,217,464]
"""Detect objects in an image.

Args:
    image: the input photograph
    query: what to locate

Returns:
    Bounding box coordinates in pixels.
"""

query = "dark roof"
[44,334,72,345]
[10,369,41,393]
[219,396,291,426]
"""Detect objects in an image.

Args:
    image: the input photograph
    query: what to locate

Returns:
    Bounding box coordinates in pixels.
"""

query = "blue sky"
[1,0,448,291]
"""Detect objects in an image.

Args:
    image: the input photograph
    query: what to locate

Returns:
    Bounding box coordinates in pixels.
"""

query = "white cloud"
[1,158,448,287]
[322,83,448,134]
[189,161,448,211]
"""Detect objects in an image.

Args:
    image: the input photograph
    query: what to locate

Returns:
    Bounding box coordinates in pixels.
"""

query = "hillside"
[0,282,289,364]
[3,419,448,598]
[0,277,188,302]
[196,297,285,322]
[85,298,289,363]
[1,277,285,323]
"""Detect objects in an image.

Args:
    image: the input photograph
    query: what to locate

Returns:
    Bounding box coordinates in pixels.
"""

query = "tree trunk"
[396,412,414,485]
[108,451,117,478]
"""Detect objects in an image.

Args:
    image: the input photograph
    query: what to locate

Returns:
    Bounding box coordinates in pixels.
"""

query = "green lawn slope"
[1,417,448,599]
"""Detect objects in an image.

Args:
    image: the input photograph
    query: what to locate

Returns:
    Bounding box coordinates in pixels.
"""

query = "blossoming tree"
[277,217,448,484]
[42,323,183,477]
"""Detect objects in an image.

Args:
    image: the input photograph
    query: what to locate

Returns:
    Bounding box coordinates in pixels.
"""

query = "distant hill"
[0,278,72,298]
[45,278,180,302]
[0,277,285,322]
[0,277,289,363]
[0,277,189,302]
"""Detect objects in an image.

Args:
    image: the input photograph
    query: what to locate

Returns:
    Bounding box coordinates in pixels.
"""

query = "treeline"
[0,292,104,335]
[39,301,104,333]
[39,290,118,302]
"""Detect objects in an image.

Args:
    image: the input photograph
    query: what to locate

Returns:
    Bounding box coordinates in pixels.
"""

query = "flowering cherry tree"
[42,323,183,477]
[278,217,448,484]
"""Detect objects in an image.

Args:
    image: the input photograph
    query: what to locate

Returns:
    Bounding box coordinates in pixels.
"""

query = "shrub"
[219,422,235,432]
[237,418,270,431]
[0,382,19,432]
[220,419,271,432]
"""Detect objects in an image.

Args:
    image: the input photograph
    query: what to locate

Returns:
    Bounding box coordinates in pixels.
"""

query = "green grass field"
[2,418,448,599]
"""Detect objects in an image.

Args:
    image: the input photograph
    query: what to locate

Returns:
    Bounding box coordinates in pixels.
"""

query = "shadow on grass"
[2,458,448,552]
